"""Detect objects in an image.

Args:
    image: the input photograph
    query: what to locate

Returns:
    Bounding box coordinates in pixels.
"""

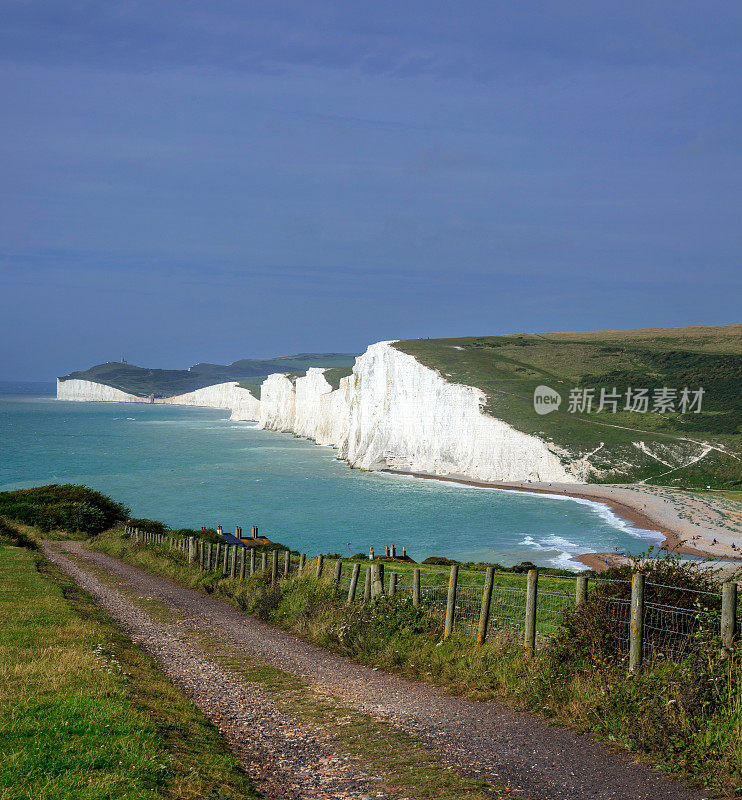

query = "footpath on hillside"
[43,540,715,800]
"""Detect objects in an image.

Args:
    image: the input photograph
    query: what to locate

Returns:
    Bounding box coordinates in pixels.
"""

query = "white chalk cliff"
[57,341,578,482]
[161,382,260,421]
[257,342,576,483]
[56,378,149,403]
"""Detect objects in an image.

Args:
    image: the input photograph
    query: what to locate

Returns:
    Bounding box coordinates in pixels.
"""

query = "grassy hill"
[59,353,358,398]
[394,325,742,488]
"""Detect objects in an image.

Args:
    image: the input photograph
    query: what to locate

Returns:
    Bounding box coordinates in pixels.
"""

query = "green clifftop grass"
[0,544,256,799]
[395,325,742,488]
[59,352,358,398]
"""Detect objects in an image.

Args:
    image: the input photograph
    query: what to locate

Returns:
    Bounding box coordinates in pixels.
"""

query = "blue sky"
[1,1,740,380]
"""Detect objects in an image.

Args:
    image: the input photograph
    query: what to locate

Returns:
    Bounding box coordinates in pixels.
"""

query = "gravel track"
[43,541,714,800]
[42,541,389,800]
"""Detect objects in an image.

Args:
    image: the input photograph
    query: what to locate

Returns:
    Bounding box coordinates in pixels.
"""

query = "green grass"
[395,325,742,488]
[0,543,257,800]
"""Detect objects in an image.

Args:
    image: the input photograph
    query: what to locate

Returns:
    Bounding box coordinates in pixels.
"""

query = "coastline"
[383,469,742,572]
[51,386,742,574]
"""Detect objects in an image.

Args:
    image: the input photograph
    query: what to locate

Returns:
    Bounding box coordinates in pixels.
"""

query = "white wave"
[550,551,590,571]
[519,535,548,551]
[541,534,580,549]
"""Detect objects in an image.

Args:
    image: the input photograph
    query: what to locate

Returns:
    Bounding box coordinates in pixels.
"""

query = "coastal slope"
[56,325,742,488]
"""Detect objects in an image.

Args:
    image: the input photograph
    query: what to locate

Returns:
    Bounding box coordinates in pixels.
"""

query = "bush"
[0,485,129,535]
[422,556,459,566]
[549,552,722,671]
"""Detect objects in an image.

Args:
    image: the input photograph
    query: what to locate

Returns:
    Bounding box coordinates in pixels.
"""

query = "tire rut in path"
[45,541,715,800]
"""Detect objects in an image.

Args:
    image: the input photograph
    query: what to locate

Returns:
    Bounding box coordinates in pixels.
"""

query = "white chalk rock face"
[257,343,576,483]
[56,379,148,403]
[161,382,260,421]
[337,342,575,482]
[258,374,296,431]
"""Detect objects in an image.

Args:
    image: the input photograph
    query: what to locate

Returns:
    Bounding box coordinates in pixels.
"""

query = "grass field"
[395,325,742,488]
[0,543,256,800]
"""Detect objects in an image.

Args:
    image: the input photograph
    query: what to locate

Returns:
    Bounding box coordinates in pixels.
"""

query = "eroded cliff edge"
[57,341,578,483]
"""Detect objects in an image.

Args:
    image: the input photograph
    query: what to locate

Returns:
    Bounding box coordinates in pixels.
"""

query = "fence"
[125,526,739,674]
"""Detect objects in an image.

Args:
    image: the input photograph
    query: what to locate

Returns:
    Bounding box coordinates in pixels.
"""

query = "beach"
[386,471,742,573]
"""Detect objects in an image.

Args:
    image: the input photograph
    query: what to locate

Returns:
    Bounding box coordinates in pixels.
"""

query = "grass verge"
[0,543,257,800]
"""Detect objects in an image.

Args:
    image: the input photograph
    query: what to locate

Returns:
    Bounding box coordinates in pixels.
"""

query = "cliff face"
[257,342,575,483]
[160,382,260,421]
[57,341,577,482]
[56,378,260,420]
[56,379,148,403]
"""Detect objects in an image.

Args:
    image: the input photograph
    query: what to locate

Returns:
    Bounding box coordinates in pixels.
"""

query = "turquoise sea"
[0,385,664,568]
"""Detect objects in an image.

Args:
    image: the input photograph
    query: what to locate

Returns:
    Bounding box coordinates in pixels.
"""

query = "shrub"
[422,556,459,566]
[548,552,722,671]
[0,485,129,535]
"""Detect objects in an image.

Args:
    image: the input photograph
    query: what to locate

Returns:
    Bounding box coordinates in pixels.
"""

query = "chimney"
[369,546,374,560]
[251,525,259,539]
[385,546,390,557]
[217,525,223,537]
[235,526,242,539]
[391,543,396,558]
[402,546,406,557]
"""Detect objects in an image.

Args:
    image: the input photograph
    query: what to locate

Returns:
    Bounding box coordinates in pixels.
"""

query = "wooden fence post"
[284,550,291,578]
[721,581,738,655]
[363,566,371,601]
[389,572,397,596]
[261,552,267,572]
[347,563,360,604]
[299,553,306,572]
[371,562,384,597]
[476,566,495,647]
[239,548,246,582]
[444,564,459,639]
[575,575,588,609]
[222,544,229,576]
[333,560,342,586]
[230,546,238,579]
[249,548,255,576]
[413,568,421,607]
[271,550,278,586]
[524,568,538,656]
[315,554,324,580]
[629,572,645,674]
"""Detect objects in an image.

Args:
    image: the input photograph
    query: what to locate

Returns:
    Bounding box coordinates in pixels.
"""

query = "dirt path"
[43,541,714,800]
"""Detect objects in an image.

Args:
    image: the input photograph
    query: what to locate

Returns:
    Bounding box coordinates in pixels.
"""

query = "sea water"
[0,387,664,569]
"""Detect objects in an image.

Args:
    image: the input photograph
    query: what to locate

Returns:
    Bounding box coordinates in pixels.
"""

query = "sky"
[1,1,740,380]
